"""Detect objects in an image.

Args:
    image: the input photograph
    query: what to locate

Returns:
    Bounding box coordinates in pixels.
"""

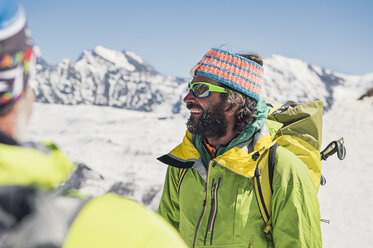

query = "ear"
[224,94,244,115]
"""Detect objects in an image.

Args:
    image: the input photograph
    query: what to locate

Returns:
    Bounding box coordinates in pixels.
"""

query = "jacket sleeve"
[271,147,322,248]
[158,166,180,231]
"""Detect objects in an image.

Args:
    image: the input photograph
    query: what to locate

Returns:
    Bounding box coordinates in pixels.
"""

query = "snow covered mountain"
[33,46,373,113]
[261,55,373,110]
[34,46,186,114]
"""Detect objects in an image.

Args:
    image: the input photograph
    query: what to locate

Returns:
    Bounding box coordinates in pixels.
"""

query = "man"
[0,1,187,247]
[158,48,322,247]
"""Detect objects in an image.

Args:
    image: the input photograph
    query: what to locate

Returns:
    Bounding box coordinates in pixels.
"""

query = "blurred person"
[157,48,322,247]
[2,190,187,248]
[0,0,75,192]
[0,1,187,247]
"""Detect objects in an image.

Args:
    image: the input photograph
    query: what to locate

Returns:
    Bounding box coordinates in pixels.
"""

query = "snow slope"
[27,103,187,209]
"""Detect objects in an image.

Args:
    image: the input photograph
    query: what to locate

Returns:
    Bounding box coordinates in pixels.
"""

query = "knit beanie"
[190,48,264,101]
[0,0,33,115]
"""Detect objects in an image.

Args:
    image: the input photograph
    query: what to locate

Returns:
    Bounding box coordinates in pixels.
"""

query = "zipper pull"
[203,182,207,206]
[210,179,215,200]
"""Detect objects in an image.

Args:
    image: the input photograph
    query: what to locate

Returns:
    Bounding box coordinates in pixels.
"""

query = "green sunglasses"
[188,82,229,98]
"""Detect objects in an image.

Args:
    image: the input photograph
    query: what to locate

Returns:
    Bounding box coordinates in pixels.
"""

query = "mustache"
[186,102,203,110]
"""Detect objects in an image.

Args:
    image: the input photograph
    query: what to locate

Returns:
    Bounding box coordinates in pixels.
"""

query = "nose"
[183,90,196,103]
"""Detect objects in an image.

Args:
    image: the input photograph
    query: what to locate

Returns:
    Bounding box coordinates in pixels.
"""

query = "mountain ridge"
[32,46,373,113]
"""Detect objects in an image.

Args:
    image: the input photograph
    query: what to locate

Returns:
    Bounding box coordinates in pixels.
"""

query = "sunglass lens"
[192,84,209,98]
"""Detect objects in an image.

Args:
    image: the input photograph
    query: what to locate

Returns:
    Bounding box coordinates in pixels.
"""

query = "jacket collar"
[158,124,274,180]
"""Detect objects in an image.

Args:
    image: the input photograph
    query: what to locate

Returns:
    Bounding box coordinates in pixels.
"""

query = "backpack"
[253,100,346,234]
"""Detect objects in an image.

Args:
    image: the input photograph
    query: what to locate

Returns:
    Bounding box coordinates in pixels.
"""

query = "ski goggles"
[0,46,36,106]
[0,66,25,105]
[188,82,229,98]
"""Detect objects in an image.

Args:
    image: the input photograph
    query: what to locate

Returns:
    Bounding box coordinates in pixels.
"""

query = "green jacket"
[0,132,75,190]
[158,124,322,247]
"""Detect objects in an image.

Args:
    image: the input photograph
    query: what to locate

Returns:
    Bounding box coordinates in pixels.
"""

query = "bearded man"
[157,48,322,248]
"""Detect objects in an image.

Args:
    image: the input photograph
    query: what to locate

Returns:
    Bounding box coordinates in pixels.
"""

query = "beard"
[186,101,228,138]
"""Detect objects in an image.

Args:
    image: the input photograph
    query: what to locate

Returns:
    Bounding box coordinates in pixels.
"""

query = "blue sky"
[18,0,373,77]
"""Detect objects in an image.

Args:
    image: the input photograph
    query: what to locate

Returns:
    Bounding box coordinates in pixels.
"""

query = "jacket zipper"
[209,177,221,245]
[203,176,221,245]
[192,162,213,248]
[203,179,215,245]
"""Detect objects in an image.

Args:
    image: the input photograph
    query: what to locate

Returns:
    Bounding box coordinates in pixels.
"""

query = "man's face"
[183,76,228,138]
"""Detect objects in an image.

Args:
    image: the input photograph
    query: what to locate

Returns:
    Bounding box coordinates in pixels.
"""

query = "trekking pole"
[319,137,346,186]
[319,138,346,223]
[320,137,346,161]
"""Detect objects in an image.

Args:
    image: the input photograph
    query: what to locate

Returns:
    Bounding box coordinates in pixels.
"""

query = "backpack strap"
[268,143,279,193]
[253,143,279,234]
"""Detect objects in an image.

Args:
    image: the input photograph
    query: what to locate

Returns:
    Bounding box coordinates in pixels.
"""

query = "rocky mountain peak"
[32,47,373,114]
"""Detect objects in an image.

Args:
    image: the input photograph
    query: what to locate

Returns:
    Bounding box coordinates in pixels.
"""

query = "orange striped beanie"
[190,48,263,101]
